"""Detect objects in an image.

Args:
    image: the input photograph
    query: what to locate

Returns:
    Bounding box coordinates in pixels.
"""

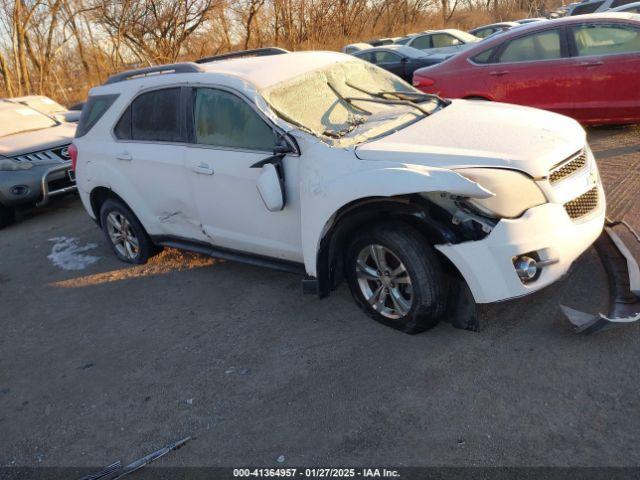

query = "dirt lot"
[1,125,639,469]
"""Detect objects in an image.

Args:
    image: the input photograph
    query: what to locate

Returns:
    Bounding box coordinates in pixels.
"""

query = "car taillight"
[413,77,436,88]
[68,143,78,171]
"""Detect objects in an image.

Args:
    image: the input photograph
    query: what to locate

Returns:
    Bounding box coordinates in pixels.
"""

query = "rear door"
[111,87,204,240]
[567,21,640,123]
[482,27,575,116]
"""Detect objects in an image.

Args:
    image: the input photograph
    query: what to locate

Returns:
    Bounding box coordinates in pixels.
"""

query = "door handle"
[116,151,132,161]
[578,60,603,67]
[191,162,214,175]
[489,70,509,77]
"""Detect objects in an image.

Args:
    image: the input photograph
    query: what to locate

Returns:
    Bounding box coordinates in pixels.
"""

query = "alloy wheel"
[355,244,413,319]
[106,211,140,261]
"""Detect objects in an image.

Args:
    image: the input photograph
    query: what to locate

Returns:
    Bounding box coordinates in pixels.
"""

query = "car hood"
[354,99,586,178]
[0,122,76,157]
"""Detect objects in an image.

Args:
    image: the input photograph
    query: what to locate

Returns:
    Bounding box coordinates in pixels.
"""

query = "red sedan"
[413,13,640,125]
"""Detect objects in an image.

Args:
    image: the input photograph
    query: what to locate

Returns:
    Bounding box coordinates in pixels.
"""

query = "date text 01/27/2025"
[232,468,401,478]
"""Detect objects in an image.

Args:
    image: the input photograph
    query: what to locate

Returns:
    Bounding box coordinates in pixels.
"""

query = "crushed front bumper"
[435,187,606,304]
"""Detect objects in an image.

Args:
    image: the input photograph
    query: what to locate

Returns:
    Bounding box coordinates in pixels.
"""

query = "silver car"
[0,100,77,228]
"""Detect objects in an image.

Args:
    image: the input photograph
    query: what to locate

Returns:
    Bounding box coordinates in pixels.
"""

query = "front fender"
[300,162,493,276]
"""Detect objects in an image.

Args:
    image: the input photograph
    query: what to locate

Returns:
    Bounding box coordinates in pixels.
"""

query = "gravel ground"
[0,125,638,469]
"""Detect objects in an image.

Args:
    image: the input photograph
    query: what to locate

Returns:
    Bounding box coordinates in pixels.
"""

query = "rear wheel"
[345,222,448,334]
[99,199,158,264]
[0,203,16,229]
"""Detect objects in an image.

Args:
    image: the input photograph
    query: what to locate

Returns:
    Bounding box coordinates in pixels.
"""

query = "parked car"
[413,13,640,125]
[366,37,398,47]
[73,52,605,334]
[0,100,76,228]
[568,0,638,14]
[352,45,454,82]
[514,17,548,23]
[342,42,373,54]
[393,29,481,54]
[8,95,81,123]
[610,1,640,12]
[469,21,519,38]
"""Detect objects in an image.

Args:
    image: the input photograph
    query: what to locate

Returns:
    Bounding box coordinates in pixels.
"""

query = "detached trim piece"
[561,222,640,334]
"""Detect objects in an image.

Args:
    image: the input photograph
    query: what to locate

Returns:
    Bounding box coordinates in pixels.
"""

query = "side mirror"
[256,163,285,212]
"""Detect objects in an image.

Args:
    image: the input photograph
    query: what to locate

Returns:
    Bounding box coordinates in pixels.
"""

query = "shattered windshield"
[0,102,58,137]
[261,59,441,146]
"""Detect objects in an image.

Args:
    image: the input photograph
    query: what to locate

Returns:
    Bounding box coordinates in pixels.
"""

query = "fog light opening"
[513,255,540,283]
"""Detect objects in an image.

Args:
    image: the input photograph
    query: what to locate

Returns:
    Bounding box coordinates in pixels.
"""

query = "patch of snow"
[48,237,99,270]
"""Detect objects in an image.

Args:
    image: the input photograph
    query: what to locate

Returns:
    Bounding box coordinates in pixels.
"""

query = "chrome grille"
[549,151,587,184]
[11,145,70,165]
[564,187,599,220]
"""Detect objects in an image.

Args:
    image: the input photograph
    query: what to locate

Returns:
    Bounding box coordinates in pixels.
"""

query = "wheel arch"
[89,186,132,228]
[315,195,463,299]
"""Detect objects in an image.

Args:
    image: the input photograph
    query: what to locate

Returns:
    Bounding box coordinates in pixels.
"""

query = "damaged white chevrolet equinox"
[72,51,605,333]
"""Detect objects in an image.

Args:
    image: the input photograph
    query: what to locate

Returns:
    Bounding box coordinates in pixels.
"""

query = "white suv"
[72,51,605,333]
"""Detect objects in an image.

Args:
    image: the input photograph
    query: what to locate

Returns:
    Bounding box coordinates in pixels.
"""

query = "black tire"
[99,198,158,264]
[0,203,16,229]
[345,222,448,334]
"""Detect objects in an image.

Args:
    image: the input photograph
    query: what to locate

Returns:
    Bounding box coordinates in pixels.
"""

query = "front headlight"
[456,168,546,218]
[0,157,34,171]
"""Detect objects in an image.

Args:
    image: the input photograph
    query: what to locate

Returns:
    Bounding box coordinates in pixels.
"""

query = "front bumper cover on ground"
[561,220,640,334]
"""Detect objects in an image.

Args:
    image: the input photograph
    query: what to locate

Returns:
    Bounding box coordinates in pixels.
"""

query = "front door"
[184,87,303,262]
[568,22,640,123]
[483,28,575,116]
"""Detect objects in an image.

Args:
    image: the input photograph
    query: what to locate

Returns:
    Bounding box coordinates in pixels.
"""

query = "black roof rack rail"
[195,47,289,64]
[104,62,204,85]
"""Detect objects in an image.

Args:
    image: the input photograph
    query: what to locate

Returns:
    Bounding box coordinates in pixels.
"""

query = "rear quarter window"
[75,94,119,137]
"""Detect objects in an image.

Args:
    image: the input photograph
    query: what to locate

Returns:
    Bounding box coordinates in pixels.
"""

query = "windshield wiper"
[327,82,372,115]
[341,96,433,116]
[345,81,450,107]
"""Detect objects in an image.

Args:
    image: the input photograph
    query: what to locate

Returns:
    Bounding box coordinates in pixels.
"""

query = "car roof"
[344,42,373,49]
[356,44,428,58]
[457,12,640,56]
[97,51,355,94]
[471,21,519,30]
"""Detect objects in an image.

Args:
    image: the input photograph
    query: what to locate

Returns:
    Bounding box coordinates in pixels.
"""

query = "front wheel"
[345,223,448,334]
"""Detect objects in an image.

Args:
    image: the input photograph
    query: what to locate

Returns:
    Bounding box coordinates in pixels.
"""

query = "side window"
[572,24,640,56]
[114,88,183,142]
[395,37,411,45]
[571,1,604,14]
[472,47,496,64]
[193,88,276,152]
[76,94,118,138]
[411,35,432,49]
[355,52,374,63]
[611,0,635,6]
[374,51,402,63]
[474,28,494,39]
[498,29,562,62]
[432,34,460,47]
